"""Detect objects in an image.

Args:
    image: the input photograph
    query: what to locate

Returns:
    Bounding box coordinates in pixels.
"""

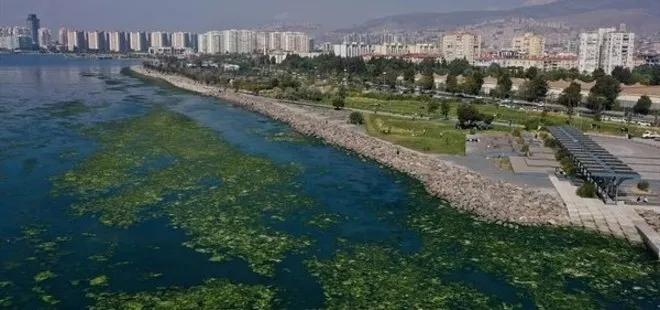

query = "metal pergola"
[547,126,640,201]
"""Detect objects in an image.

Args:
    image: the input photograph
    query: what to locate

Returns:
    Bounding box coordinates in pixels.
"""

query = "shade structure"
[547,126,640,201]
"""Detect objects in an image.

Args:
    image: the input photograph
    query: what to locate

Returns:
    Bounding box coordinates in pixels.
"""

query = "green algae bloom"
[52,109,314,276]
[34,271,57,283]
[90,275,109,287]
[89,279,275,310]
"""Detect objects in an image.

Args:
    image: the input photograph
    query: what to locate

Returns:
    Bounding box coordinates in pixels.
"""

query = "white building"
[86,31,105,51]
[108,31,127,52]
[37,28,51,48]
[150,32,168,48]
[58,28,68,46]
[601,31,635,74]
[129,32,147,52]
[333,42,373,58]
[171,32,189,49]
[441,31,482,64]
[67,30,85,52]
[578,27,634,74]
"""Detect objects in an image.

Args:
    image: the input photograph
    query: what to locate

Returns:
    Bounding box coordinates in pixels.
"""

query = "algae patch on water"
[89,279,274,310]
[52,109,314,276]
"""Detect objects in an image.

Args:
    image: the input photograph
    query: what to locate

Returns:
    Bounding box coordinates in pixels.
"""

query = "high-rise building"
[25,14,40,49]
[578,26,634,74]
[67,30,86,52]
[171,32,189,49]
[237,30,255,54]
[37,28,52,48]
[601,31,635,74]
[86,31,106,52]
[108,31,127,52]
[129,32,147,52]
[441,31,482,64]
[511,33,545,57]
[58,28,68,46]
[333,42,373,58]
[150,32,168,48]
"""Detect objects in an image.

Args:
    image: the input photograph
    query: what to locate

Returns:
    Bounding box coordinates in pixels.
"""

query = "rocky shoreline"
[130,66,570,226]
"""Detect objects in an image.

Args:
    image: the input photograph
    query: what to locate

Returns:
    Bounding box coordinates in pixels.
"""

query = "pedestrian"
[637,196,641,203]
[643,197,649,203]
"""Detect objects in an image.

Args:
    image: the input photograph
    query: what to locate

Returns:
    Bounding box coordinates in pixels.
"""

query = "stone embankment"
[130,66,569,226]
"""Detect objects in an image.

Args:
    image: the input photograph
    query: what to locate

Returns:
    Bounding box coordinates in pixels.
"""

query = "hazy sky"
[0,0,534,31]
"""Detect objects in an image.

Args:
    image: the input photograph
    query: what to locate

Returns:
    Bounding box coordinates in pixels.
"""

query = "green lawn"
[348,96,655,136]
[363,114,466,155]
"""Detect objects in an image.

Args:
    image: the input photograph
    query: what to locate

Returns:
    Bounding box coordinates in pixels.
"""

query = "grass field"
[363,114,466,155]
[347,96,656,136]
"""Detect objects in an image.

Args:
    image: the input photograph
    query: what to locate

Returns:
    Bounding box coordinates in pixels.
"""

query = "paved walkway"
[549,175,642,242]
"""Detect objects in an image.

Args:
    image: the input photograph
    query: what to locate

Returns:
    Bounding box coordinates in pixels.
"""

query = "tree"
[611,66,633,85]
[558,82,582,118]
[445,74,459,93]
[417,73,435,90]
[349,112,364,124]
[440,101,451,119]
[457,103,482,124]
[447,59,471,76]
[337,86,348,99]
[331,96,345,110]
[592,68,606,80]
[586,93,605,120]
[633,95,652,115]
[462,71,484,95]
[403,68,415,85]
[520,75,548,102]
[427,100,440,115]
[495,72,512,98]
[525,67,539,80]
[589,76,621,111]
[486,63,502,77]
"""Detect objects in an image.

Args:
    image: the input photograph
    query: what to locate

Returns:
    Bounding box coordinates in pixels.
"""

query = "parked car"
[642,131,660,139]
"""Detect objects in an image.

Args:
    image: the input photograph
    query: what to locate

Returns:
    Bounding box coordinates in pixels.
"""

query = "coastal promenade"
[129,66,571,227]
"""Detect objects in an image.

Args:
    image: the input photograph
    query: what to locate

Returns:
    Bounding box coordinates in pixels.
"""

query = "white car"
[642,131,660,139]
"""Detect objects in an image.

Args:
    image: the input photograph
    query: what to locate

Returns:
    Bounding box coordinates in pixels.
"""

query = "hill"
[335,0,660,34]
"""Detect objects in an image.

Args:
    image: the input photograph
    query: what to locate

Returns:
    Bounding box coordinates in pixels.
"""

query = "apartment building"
[333,42,373,58]
[441,31,481,64]
[67,30,85,52]
[476,55,578,72]
[108,31,127,52]
[150,32,168,48]
[577,27,634,74]
[171,32,189,49]
[601,31,635,74]
[129,32,147,52]
[86,31,105,51]
[37,28,51,48]
[511,33,545,57]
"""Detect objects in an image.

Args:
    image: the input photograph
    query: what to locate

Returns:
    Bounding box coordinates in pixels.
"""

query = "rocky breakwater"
[131,66,569,226]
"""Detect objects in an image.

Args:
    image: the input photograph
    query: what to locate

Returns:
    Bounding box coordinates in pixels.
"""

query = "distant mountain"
[334,0,660,34]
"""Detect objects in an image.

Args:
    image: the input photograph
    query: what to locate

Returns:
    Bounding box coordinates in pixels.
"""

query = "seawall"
[129,66,570,226]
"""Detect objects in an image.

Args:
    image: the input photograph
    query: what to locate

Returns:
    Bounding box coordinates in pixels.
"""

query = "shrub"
[555,149,570,161]
[538,132,548,141]
[520,144,530,154]
[511,128,522,138]
[349,112,364,125]
[544,138,558,149]
[637,180,650,192]
[576,183,597,198]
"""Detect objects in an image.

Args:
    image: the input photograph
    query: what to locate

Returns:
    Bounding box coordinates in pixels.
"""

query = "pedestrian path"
[550,175,660,259]
[549,175,641,242]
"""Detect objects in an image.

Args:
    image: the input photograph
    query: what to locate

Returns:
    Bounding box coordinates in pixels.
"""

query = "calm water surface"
[0,54,658,309]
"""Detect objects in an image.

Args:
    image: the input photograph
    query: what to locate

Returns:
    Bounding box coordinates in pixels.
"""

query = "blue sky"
[0,0,536,31]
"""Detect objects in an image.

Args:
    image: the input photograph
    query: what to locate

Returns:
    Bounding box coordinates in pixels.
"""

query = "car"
[642,131,660,139]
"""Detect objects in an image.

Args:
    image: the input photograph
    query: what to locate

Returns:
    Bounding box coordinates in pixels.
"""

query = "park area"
[346,96,656,137]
